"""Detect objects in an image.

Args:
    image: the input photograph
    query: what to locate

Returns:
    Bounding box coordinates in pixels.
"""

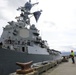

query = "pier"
[10,57,76,75]
[41,57,76,75]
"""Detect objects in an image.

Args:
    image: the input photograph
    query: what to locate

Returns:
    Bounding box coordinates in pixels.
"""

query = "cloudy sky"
[0,0,76,52]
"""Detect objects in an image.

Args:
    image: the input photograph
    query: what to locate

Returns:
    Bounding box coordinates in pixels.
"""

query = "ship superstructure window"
[0,42,3,47]
[22,47,25,52]
[19,26,22,28]
[27,40,30,45]
[18,41,20,44]
[33,33,39,36]
[7,46,10,49]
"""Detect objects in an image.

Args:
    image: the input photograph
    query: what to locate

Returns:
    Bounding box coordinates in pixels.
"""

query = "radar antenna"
[16,0,42,27]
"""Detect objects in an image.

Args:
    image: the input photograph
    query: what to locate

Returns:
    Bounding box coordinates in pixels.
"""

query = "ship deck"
[40,57,76,75]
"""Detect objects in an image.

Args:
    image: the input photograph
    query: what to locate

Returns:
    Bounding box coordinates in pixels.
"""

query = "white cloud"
[0,0,8,8]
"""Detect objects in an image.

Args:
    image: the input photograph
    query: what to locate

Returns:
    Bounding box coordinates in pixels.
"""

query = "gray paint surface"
[0,48,60,75]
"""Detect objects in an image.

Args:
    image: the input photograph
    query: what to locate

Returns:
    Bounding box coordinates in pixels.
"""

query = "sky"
[0,0,76,52]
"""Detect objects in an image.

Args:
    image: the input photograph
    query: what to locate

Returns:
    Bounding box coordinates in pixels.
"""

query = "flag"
[33,10,42,22]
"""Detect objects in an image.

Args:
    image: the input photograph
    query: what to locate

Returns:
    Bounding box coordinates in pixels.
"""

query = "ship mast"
[16,0,42,27]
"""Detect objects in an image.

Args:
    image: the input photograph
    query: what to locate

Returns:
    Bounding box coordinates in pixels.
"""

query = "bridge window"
[22,47,25,52]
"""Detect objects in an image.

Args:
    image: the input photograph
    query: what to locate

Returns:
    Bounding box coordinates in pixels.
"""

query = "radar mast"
[15,0,42,27]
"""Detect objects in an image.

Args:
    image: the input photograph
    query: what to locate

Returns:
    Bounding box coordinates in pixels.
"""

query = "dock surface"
[40,57,76,75]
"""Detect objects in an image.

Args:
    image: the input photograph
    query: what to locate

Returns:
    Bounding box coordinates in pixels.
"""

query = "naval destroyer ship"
[0,0,61,75]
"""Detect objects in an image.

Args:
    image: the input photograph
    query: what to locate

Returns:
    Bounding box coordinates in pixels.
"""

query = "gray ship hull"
[0,47,60,75]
